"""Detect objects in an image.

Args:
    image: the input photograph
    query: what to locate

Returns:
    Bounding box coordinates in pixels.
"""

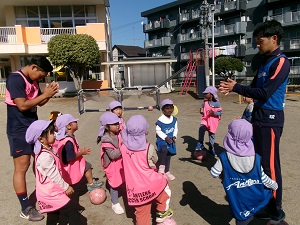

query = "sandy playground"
[0,89,299,225]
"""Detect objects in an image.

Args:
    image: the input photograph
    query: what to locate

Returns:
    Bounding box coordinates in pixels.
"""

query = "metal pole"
[211,2,215,87]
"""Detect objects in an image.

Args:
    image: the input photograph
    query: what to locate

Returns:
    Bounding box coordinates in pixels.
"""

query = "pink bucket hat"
[55,114,79,140]
[122,115,149,151]
[98,112,120,137]
[203,86,219,101]
[223,119,254,157]
[26,120,53,154]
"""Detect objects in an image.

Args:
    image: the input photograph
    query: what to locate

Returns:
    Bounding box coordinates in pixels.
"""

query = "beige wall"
[4,6,15,26]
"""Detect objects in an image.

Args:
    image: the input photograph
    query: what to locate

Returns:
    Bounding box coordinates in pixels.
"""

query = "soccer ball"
[148,105,153,111]
[89,188,106,205]
[157,218,177,225]
[194,150,207,161]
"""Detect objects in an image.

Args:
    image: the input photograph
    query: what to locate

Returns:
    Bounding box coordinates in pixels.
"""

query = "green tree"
[48,34,100,90]
[215,56,244,79]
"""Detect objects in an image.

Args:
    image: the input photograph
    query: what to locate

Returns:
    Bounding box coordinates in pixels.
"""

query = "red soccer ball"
[89,188,106,205]
[157,218,177,225]
[194,150,207,161]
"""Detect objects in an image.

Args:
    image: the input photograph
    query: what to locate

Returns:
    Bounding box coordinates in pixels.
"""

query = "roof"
[113,45,147,58]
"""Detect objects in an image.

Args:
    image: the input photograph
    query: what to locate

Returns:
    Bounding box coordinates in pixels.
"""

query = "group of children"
[25,98,178,224]
[25,84,283,225]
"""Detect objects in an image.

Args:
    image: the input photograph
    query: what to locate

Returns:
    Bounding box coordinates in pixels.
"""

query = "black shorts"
[8,134,34,157]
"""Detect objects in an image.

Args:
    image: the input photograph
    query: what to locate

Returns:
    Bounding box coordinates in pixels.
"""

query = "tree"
[215,56,244,79]
[48,34,100,91]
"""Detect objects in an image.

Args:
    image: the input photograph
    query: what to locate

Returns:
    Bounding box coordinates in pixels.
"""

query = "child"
[210,119,282,225]
[195,86,222,157]
[241,96,254,123]
[109,101,125,131]
[26,120,80,225]
[156,99,178,180]
[54,114,103,192]
[98,112,125,214]
[121,115,173,225]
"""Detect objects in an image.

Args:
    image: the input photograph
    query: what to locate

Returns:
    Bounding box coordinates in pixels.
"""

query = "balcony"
[179,12,190,23]
[40,28,76,44]
[215,0,246,15]
[179,9,202,24]
[0,23,107,54]
[0,27,17,43]
[279,38,300,51]
[265,10,300,27]
[178,31,202,43]
[143,19,170,33]
[144,37,171,49]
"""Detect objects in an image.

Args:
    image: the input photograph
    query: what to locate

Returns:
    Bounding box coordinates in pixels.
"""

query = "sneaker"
[195,142,201,151]
[158,165,166,174]
[87,181,104,191]
[156,208,173,223]
[112,203,125,215]
[195,142,207,151]
[20,206,44,221]
[269,209,285,225]
[166,172,175,181]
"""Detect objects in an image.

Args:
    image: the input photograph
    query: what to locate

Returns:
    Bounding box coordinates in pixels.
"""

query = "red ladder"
[180,52,197,95]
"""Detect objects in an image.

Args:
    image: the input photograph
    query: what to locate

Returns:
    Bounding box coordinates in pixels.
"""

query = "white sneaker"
[158,165,165,174]
[112,203,125,214]
[166,172,175,181]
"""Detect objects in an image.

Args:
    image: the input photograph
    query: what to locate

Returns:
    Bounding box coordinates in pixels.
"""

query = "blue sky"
[109,0,174,47]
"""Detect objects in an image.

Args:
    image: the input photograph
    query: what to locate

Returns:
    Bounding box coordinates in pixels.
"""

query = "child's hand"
[208,109,215,116]
[165,136,173,144]
[172,137,176,143]
[200,109,204,116]
[66,186,74,196]
[234,116,241,120]
[80,147,92,155]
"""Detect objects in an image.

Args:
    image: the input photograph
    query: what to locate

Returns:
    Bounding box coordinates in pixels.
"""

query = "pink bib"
[201,101,222,133]
[120,143,167,206]
[35,150,70,213]
[5,71,39,106]
[100,141,125,188]
[53,137,85,185]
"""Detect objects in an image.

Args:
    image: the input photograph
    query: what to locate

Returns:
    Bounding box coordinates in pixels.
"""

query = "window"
[14,5,97,28]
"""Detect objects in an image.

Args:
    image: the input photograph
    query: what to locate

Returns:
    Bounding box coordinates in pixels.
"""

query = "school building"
[0,0,112,95]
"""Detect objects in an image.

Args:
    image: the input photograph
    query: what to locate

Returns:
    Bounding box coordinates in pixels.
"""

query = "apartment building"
[141,0,300,85]
[0,0,112,92]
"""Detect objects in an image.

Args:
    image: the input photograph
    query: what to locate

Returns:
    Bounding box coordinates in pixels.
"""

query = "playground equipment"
[77,86,160,115]
[180,49,206,96]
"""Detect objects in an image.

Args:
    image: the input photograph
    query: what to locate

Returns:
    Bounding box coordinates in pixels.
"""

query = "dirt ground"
[0,89,299,225]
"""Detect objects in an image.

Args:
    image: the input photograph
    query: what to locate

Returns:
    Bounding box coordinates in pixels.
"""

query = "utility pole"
[200,0,215,87]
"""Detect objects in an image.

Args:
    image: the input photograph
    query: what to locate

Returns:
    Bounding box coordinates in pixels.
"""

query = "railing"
[290,66,300,75]
[0,27,17,43]
[178,31,202,43]
[224,24,235,34]
[191,9,201,19]
[290,39,300,49]
[40,28,76,43]
[224,1,236,11]
[179,12,189,22]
